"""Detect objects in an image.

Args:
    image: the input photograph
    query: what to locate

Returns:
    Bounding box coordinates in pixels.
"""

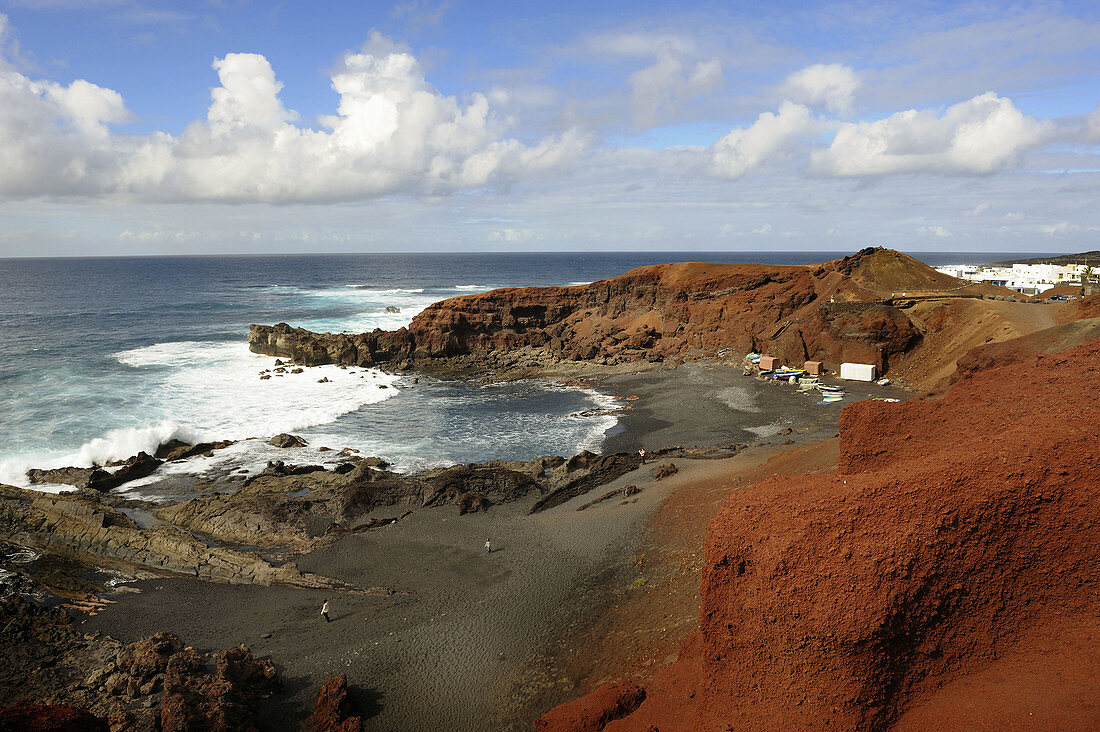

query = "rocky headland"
[247,247,1056,390]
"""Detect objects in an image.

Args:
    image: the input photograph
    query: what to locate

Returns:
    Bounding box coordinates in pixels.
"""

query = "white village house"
[934,263,1092,295]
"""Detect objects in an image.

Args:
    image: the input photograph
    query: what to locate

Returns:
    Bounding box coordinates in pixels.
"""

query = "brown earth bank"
[541,336,1100,731]
[249,248,1070,391]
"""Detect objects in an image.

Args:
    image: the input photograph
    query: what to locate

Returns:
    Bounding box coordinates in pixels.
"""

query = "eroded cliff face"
[250,249,939,376]
[543,336,1100,730]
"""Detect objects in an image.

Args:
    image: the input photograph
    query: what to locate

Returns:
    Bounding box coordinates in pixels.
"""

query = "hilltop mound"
[835,247,968,297]
[544,336,1100,730]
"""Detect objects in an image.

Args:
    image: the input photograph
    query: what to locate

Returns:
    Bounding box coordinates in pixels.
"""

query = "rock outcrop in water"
[26,452,162,493]
[542,335,1100,729]
[250,248,977,378]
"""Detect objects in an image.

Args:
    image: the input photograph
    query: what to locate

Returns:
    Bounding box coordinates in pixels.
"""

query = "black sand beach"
[600,360,894,453]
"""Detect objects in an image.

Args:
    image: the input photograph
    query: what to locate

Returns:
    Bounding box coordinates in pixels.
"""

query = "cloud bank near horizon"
[0,3,1098,254]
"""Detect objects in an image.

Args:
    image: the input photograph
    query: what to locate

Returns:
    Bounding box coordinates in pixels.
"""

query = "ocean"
[0,250,1042,492]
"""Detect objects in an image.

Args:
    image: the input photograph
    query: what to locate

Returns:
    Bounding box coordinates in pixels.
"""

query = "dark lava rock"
[154,440,235,462]
[26,452,161,493]
[651,463,678,481]
[269,434,308,449]
[306,673,362,732]
[25,466,102,490]
[456,492,492,515]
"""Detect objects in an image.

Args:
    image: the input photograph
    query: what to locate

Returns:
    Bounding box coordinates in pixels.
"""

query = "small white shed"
[840,362,877,381]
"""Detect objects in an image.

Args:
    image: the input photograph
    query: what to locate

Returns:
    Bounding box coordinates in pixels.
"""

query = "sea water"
[0,251,1040,491]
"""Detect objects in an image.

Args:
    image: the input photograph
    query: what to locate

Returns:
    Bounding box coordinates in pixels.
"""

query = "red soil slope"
[542,337,1100,731]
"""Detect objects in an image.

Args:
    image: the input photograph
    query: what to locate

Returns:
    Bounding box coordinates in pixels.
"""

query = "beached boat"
[817,384,845,393]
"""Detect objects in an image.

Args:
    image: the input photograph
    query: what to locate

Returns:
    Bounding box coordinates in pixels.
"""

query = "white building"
[935,263,1089,295]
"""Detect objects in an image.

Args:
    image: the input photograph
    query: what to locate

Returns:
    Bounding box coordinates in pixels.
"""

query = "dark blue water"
[0,251,1047,487]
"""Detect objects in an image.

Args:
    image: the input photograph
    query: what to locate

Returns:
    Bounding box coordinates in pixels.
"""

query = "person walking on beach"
[485,538,492,554]
[321,600,330,623]
[639,448,646,464]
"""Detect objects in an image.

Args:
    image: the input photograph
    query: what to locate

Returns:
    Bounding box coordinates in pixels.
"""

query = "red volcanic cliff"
[250,248,954,375]
[541,337,1100,730]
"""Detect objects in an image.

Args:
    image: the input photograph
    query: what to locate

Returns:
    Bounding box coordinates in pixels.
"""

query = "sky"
[0,0,1099,257]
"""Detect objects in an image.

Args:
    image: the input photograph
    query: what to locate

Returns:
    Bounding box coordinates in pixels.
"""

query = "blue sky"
[1,0,1099,256]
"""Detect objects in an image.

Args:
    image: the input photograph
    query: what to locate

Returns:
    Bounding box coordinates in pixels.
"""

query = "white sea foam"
[454,284,501,291]
[0,421,195,490]
[0,341,402,488]
[569,281,593,286]
[290,288,447,333]
[114,341,401,439]
[341,287,425,294]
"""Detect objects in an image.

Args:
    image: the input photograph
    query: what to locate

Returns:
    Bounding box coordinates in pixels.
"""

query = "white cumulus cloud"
[709,101,816,178]
[780,63,860,115]
[0,32,584,202]
[0,67,134,196]
[809,92,1050,177]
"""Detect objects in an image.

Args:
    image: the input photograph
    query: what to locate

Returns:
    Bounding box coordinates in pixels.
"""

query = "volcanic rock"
[25,466,104,490]
[248,249,962,379]
[650,463,678,481]
[26,452,162,493]
[0,489,345,589]
[529,452,639,513]
[534,681,645,731]
[306,674,362,732]
[0,597,282,732]
[0,703,107,731]
[270,431,310,449]
[154,439,237,463]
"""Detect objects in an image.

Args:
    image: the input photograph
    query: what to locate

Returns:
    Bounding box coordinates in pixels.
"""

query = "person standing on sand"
[639,448,646,464]
[321,600,330,622]
[485,538,492,554]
